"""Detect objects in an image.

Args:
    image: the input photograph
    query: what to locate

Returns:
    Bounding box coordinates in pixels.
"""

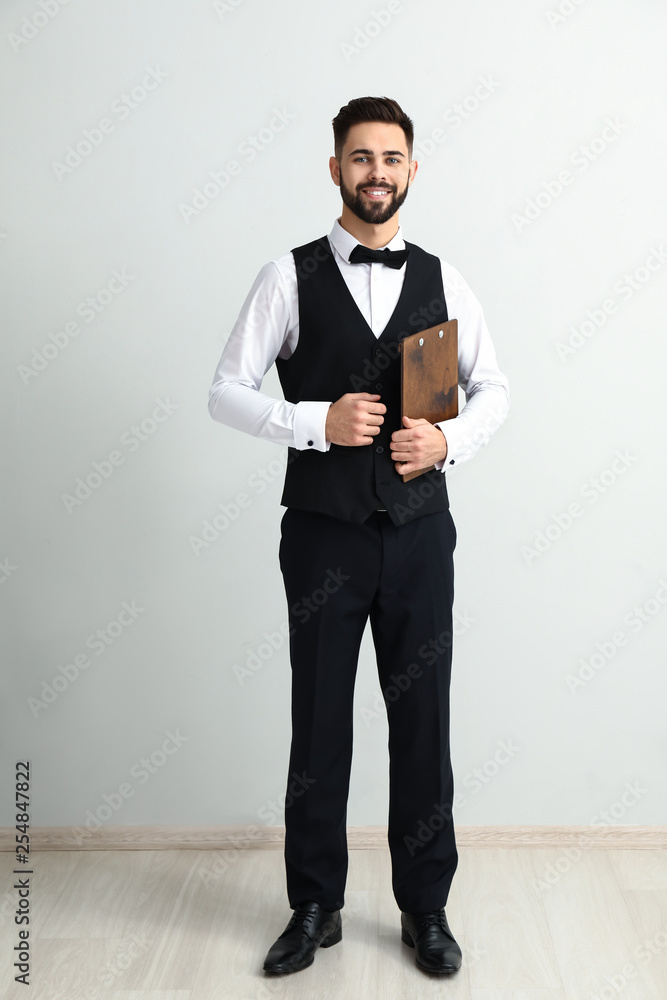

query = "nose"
[366,159,387,181]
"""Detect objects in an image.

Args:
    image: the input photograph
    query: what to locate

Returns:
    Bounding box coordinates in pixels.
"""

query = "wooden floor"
[1,846,666,999]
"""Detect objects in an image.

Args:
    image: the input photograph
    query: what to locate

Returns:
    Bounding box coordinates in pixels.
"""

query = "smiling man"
[337,132,411,221]
[208,96,510,977]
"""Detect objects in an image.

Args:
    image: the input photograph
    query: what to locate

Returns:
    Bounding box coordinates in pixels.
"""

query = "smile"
[362,188,392,199]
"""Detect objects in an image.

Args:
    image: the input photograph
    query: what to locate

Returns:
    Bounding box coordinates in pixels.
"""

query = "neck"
[338,206,400,249]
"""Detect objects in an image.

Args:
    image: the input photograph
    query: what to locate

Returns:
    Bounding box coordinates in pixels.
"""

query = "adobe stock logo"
[60,398,179,514]
[521,450,637,566]
[51,68,169,180]
[7,0,71,54]
[555,247,667,360]
[178,108,296,223]
[27,600,145,717]
[565,579,667,694]
[413,76,501,161]
[545,0,589,28]
[17,269,134,384]
[212,0,247,16]
[512,117,628,233]
[70,730,190,845]
[290,568,351,625]
[0,558,18,585]
[340,3,404,63]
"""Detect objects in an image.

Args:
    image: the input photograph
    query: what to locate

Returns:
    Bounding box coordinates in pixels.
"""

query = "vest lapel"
[320,237,415,345]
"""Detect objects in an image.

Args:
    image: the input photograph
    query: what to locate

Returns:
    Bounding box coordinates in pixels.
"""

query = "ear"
[408,158,418,187]
[329,155,341,187]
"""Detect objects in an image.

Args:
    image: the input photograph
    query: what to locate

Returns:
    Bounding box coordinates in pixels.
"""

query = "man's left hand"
[390,416,448,475]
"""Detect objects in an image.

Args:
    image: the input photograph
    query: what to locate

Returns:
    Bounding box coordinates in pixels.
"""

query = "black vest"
[276,235,451,527]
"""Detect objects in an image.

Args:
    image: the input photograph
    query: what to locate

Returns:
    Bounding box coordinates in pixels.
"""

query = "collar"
[328,217,406,263]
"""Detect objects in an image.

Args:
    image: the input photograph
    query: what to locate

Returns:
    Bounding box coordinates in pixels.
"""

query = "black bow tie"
[348,245,409,269]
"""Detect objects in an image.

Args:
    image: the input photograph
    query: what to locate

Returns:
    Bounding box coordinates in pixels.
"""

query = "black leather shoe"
[401,907,462,974]
[263,900,342,975]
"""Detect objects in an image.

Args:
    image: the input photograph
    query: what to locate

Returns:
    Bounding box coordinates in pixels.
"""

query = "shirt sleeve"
[208,260,332,451]
[432,263,510,471]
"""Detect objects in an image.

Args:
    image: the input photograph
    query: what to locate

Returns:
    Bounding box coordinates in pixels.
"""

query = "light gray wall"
[2,0,666,832]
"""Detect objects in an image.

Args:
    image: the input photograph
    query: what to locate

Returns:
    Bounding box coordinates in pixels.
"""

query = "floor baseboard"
[1,824,666,851]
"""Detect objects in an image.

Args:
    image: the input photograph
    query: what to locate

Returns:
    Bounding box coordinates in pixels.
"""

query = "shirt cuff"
[293,400,332,451]
[433,420,459,471]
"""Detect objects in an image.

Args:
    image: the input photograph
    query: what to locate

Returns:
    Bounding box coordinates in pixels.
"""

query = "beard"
[339,168,410,225]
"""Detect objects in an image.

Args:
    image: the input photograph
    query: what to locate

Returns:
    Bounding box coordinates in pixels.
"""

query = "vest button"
[376,445,384,454]
[375,382,383,390]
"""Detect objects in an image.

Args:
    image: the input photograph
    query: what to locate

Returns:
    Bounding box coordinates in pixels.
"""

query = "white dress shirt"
[208,219,509,471]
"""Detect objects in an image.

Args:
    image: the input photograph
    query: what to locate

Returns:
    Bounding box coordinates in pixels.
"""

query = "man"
[208,96,509,977]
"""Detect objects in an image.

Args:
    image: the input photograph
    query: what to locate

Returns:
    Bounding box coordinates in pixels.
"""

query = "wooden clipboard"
[398,319,458,482]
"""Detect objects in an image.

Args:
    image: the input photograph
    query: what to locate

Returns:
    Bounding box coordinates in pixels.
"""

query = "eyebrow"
[347,148,406,157]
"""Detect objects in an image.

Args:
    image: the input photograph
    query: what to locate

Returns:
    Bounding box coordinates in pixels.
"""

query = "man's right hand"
[325,393,386,446]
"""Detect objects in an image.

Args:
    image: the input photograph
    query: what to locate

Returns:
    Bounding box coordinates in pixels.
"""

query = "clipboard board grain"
[398,319,458,482]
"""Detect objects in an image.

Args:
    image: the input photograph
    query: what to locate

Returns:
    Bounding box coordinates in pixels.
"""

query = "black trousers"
[278,505,458,914]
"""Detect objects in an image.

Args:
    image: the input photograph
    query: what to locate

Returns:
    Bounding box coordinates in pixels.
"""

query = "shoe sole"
[263,924,342,975]
[401,927,461,975]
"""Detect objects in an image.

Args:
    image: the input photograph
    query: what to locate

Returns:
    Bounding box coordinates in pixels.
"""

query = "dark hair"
[332,96,414,159]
